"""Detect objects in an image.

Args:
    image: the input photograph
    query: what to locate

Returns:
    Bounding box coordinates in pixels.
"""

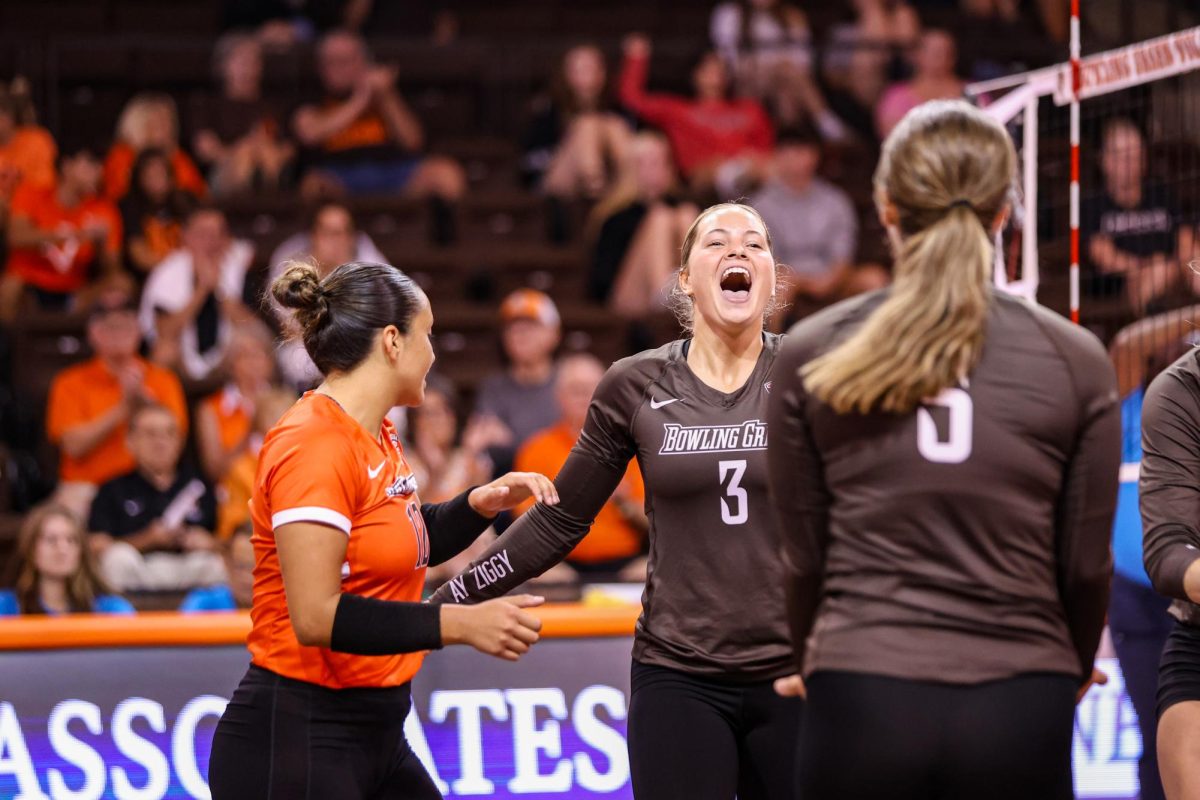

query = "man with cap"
[45,284,188,517]
[472,289,562,476]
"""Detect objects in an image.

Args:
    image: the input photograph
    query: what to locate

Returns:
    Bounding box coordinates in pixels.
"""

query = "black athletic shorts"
[1157,620,1200,719]
[208,664,441,800]
[798,670,1077,800]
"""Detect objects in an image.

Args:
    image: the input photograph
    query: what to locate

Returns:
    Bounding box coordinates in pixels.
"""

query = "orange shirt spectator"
[201,387,253,458]
[103,93,208,201]
[48,356,188,484]
[7,182,122,293]
[215,388,296,541]
[0,82,56,199]
[104,142,206,202]
[515,427,645,564]
[0,126,55,196]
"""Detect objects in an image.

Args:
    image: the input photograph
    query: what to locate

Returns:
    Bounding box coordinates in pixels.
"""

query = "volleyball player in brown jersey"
[768,100,1120,799]
[430,203,802,799]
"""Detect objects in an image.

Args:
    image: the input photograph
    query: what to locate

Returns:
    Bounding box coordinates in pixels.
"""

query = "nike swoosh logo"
[367,460,386,479]
[650,397,680,409]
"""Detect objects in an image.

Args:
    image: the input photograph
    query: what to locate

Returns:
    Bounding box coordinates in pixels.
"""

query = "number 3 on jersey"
[719,460,748,525]
[917,387,973,464]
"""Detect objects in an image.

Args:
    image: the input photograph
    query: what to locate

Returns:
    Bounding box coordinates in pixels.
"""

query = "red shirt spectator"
[618,36,773,179]
[6,147,122,295]
[0,81,56,199]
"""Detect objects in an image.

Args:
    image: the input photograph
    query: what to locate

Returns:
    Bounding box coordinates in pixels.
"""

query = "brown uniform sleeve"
[1141,362,1200,601]
[766,335,832,674]
[1054,336,1121,680]
[428,361,641,604]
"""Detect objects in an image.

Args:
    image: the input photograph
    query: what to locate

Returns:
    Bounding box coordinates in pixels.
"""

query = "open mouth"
[719,265,752,303]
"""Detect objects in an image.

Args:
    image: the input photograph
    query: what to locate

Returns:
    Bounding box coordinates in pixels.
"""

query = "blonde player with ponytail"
[768,100,1120,799]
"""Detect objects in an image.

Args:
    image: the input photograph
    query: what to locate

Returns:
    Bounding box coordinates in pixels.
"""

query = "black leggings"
[798,671,1078,800]
[208,665,441,800]
[627,660,802,800]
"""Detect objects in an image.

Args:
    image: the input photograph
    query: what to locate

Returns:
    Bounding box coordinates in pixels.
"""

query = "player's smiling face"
[682,207,776,330]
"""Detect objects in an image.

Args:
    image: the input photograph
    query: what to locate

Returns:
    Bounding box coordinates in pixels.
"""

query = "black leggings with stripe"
[208,664,441,800]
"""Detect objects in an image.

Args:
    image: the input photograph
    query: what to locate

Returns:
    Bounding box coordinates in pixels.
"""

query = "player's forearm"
[423,488,494,566]
[59,404,128,459]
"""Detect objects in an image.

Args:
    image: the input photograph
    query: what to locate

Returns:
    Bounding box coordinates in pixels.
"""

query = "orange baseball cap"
[500,289,560,327]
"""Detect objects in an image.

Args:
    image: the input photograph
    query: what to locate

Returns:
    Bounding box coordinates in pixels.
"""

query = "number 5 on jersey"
[719,460,748,525]
[917,387,973,464]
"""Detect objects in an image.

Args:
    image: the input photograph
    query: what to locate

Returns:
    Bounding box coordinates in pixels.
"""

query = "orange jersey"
[247,392,431,689]
[515,423,646,563]
[46,357,188,484]
[6,185,122,293]
[0,126,56,198]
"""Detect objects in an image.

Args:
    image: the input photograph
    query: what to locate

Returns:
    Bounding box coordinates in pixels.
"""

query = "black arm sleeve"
[1141,361,1200,601]
[766,334,833,675]
[428,362,640,605]
[1055,343,1121,679]
[421,488,494,567]
[329,592,443,655]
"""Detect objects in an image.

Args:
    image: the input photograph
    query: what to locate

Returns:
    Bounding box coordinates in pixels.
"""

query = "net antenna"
[965,25,1200,314]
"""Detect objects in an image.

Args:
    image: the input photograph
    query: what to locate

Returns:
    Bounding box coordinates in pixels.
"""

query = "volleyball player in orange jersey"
[207,261,557,800]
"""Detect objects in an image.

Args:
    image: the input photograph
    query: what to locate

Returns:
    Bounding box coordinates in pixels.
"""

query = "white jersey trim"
[272,506,352,535]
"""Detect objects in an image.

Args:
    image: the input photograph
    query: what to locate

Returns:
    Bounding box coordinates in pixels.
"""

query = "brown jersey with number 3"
[429,335,793,681]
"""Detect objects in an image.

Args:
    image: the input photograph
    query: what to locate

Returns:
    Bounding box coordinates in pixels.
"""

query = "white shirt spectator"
[139,239,254,380]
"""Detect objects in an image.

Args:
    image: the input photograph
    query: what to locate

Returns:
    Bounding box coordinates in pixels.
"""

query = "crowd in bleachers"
[0,0,1168,615]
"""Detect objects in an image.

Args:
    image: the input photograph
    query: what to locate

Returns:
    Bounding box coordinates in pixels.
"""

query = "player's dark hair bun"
[272,260,422,376]
[273,262,330,336]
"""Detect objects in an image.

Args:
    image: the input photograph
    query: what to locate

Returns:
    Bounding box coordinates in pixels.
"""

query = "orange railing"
[0,603,640,651]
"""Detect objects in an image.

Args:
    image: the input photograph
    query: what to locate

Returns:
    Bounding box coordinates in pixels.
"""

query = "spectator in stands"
[823,0,920,141]
[710,0,849,138]
[875,29,966,139]
[522,44,632,199]
[588,132,698,316]
[619,33,774,197]
[408,373,493,503]
[751,125,886,309]
[515,353,648,581]
[1,144,122,318]
[0,503,134,616]
[473,289,562,473]
[179,524,254,612]
[104,93,207,201]
[190,32,295,197]
[196,319,278,483]
[219,0,375,49]
[119,148,198,275]
[88,403,225,592]
[0,77,56,202]
[46,287,188,517]
[1082,118,1193,315]
[215,387,296,541]
[292,29,465,243]
[268,202,385,388]
[138,205,255,382]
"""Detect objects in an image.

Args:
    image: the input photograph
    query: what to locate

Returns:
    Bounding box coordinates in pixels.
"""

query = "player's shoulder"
[594,340,683,407]
[993,292,1108,365]
[261,394,360,463]
[1147,347,1200,409]
[782,289,888,363]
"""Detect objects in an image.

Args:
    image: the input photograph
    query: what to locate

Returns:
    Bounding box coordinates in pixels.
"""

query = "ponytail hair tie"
[947,198,974,212]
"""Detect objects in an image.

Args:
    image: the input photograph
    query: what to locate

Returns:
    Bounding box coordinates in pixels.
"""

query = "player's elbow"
[291,608,333,648]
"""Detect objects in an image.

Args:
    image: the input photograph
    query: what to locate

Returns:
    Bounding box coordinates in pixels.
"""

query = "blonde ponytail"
[803,100,1015,415]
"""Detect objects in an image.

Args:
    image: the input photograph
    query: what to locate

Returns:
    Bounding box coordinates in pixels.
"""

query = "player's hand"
[773,674,807,699]
[468,472,559,516]
[441,594,544,661]
[1076,668,1108,704]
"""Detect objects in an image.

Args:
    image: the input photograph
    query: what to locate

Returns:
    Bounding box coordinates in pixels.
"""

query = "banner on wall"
[0,639,1141,800]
